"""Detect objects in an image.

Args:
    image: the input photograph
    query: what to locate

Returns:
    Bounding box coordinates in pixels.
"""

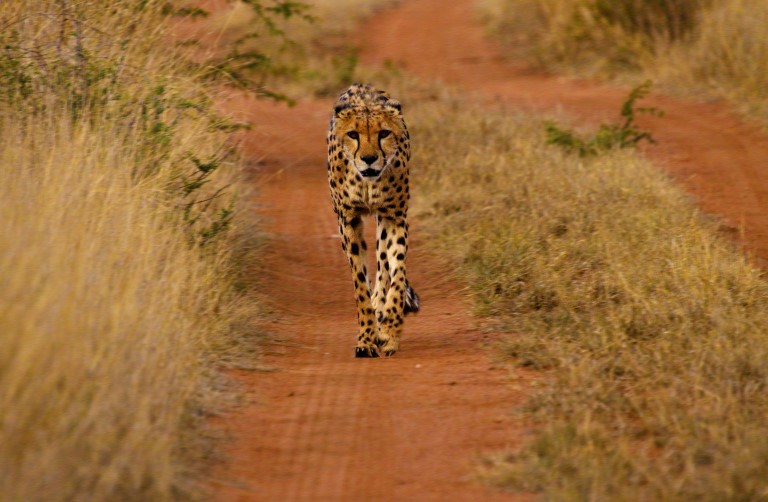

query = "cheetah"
[327,83,420,358]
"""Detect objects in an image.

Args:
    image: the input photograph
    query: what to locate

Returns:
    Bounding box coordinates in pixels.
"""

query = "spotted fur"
[327,83,420,357]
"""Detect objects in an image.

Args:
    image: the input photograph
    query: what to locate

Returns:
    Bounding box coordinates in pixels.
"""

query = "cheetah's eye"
[346,131,359,140]
[378,130,392,139]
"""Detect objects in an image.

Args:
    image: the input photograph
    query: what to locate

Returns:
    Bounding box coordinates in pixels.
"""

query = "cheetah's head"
[333,99,405,180]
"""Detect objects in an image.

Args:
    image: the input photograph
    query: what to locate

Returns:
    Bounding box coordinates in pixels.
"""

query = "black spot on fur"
[404,283,420,314]
[335,103,352,115]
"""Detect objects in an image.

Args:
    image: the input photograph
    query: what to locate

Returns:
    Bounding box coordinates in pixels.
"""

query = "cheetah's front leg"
[375,216,409,356]
[338,214,379,357]
[371,215,391,321]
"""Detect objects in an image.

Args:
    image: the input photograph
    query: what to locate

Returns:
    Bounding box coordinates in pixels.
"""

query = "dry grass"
[666,0,768,119]
[409,94,768,500]
[0,1,260,500]
[480,0,768,123]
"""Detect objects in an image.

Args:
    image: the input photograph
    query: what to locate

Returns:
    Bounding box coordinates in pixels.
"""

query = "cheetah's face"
[334,105,405,180]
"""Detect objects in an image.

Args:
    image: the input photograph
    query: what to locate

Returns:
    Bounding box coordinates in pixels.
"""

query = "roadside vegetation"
[407,88,768,499]
[0,1,276,500]
[480,0,768,122]
[193,0,395,98]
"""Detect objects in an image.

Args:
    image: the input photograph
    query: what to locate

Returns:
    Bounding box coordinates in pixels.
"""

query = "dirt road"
[210,0,768,500]
[210,97,531,501]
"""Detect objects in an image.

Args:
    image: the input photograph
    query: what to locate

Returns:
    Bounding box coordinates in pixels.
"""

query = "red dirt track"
[210,1,768,500]
[210,97,530,502]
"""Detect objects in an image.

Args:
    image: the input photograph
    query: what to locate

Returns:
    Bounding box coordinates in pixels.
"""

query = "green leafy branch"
[545,80,664,157]
[186,0,314,103]
[180,150,237,246]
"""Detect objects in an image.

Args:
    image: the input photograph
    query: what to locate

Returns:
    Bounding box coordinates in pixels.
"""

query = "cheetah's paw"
[376,337,399,357]
[354,345,380,358]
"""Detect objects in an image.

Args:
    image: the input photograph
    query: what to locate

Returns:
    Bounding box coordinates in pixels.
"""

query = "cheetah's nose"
[361,154,379,165]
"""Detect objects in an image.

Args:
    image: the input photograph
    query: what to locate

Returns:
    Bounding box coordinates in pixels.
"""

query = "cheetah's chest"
[342,171,389,208]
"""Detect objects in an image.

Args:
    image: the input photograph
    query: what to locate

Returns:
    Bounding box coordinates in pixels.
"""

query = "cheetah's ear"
[334,103,353,116]
[385,99,402,116]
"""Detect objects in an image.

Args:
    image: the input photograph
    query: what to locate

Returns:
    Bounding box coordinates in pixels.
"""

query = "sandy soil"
[209,0,768,500]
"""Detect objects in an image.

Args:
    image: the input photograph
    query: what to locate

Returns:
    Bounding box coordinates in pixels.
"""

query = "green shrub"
[545,80,663,156]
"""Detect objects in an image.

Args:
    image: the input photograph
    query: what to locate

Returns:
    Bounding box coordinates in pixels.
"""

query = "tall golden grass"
[481,0,768,121]
[0,1,258,500]
[409,95,768,500]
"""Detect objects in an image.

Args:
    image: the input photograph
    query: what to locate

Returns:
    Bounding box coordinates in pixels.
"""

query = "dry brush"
[0,1,262,499]
[481,0,768,123]
[411,94,768,500]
